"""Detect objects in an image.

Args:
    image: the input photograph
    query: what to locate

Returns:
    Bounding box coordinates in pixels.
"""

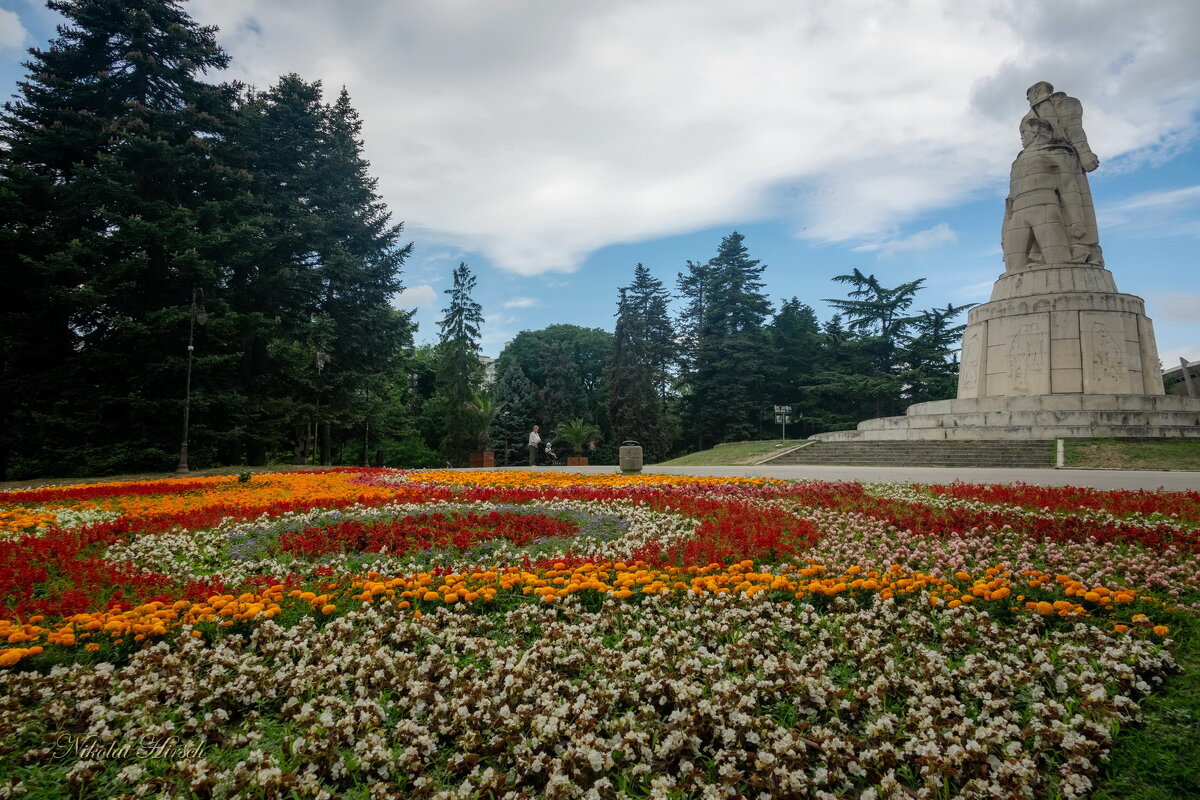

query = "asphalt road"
[496,464,1200,491]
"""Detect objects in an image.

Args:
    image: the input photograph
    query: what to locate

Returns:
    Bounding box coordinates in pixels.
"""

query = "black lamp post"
[174,287,205,474]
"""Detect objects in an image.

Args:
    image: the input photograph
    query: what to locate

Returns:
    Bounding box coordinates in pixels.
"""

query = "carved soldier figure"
[1010,81,1104,267]
[1002,117,1079,270]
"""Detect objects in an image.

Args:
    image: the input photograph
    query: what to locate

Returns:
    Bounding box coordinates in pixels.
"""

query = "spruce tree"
[673,258,709,449]
[307,86,412,462]
[539,341,588,437]
[693,232,773,444]
[228,76,412,465]
[606,284,670,461]
[768,298,822,435]
[489,364,538,466]
[0,0,235,477]
[625,264,674,400]
[436,262,484,464]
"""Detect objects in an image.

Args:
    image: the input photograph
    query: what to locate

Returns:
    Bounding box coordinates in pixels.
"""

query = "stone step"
[766,440,1055,468]
[810,394,1200,442]
[815,425,1200,441]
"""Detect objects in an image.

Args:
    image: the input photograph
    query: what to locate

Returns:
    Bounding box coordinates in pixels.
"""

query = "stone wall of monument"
[956,264,1165,399]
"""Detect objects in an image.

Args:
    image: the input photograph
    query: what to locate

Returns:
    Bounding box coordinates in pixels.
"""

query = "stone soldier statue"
[1003,81,1103,269]
[1002,117,1079,270]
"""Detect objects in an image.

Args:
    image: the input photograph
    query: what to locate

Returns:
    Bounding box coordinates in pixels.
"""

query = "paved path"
[495,464,1200,491]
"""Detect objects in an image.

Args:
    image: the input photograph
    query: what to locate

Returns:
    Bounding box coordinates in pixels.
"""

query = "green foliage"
[688,232,774,446]
[539,341,589,434]
[489,364,539,466]
[768,298,823,435]
[436,263,484,464]
[494,324,613,430]
[0,5,411,479]
[0,4,976,476]
[898,302,973,404]
[607,265,672,462]
[463,391,504,450]
[555,418,602,456]
[0,0,236,478]
[378,436,441,469]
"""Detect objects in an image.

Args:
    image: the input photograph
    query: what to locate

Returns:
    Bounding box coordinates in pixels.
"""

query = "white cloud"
[185,0,1200,275]
[957,278,997,305]
[1158,345,1200,368]
[0,9,29,49]
[502,297,538,309]
[393,284,437,309]
[854,223,957,257]
[1100,185,1200,238]
[1150,292,1200,322]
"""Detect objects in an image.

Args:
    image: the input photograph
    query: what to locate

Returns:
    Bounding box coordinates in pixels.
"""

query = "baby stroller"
[541,439,565,467]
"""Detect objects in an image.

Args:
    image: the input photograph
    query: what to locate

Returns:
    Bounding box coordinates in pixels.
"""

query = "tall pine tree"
[768,297,823,435]
[539,341,588,438]
[436,262,484,464]
[673,258,709,450]
[489,363,538,466]
[606,276,671,461]
[693,232,773,444]
[224,76,413,465]
[0,0,236,477]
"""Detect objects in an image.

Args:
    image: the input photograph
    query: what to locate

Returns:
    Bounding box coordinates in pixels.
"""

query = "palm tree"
[464,392,504,450]
[556,418,601,456]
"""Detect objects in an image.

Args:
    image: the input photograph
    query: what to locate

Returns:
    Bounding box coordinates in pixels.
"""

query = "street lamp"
[174,286,205,474]
[313,349,330,466]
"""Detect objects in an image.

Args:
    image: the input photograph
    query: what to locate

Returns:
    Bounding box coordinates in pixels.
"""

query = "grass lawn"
[660,438,1200,471]
[658,439,808,466]
[1094,613,1200,799]
[1065,439,1200,471]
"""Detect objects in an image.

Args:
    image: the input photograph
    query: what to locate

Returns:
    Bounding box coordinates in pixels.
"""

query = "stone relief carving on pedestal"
[1088,319,1127,385]
[959,331,982,394]
[1007,321,1045,394]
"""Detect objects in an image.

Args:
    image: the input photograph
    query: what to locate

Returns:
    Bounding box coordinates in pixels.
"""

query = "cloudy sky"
[2,0,1198,364]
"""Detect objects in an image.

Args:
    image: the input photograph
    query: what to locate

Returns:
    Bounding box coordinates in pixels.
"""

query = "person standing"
[527,425,541,466]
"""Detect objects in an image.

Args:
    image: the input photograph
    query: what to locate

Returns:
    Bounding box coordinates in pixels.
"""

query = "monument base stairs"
[810,394,1200,442]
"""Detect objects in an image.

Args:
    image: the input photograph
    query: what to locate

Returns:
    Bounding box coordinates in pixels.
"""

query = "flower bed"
[0,469,1196,798]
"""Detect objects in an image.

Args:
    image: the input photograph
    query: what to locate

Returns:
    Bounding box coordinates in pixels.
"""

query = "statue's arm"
[1060,96,1099,172]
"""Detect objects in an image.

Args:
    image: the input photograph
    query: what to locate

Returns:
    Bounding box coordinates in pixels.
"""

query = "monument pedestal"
[957,264,1164,398]
[812,264,1200,442]
[810,393,1200,441]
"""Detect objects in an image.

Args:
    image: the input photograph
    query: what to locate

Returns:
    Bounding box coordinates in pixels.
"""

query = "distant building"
[478,355,497,386]
[1163,358,1200,397]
